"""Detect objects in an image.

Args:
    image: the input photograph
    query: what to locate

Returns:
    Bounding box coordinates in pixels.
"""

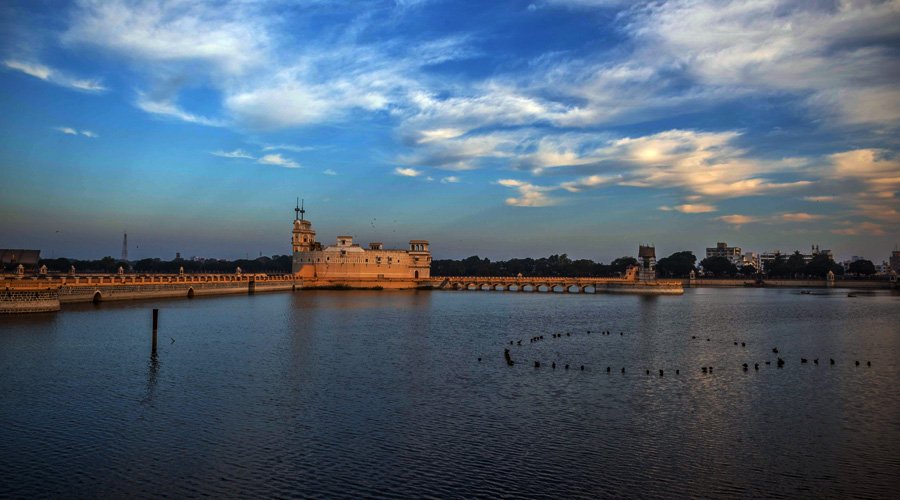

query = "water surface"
[1,288,898,498]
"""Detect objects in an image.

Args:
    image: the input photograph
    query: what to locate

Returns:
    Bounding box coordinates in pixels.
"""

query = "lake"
[1,288,898,498]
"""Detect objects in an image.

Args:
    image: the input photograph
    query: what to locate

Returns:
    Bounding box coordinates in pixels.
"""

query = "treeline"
[430,254,639,277]
[33,250,878,279]
[38,255,293,274]
[697,252,876,278]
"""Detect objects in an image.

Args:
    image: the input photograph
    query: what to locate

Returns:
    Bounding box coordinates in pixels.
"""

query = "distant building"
[1,249,41,271]
[290,201,430,281]
[741,252,760,270]
[637,245,656,281]
[890,250,900,273]
[706,242,742,265]
[759,245,833,271]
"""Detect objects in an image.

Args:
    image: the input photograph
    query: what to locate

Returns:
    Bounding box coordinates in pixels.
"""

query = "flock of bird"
[480,328,873,375]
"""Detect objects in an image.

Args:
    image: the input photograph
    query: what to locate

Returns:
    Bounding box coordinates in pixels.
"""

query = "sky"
[1,0,898,262]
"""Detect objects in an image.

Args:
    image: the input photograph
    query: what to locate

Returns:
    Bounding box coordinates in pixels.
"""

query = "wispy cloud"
[211,149,255,159]
[54,126,98,138]
[394,167,423,177]
[778,213,824,222]
[716,214,761,228]
[257,153,299,169]
[441,176,460,183]
[659,204,717,214]
[64,0,271,76]
[831,222,886,237]
[263,144,316,153]
[717,212,828,228]
[561,175,616,193]
[4,59,107,92]
[137,94,225,127]
[497,179,557,207]
[323,169,337,176]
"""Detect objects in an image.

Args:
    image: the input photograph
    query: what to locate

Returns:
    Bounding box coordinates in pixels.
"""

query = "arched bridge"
[432,276,683,295]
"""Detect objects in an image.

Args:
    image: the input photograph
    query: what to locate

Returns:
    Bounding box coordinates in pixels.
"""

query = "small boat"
[847,292,857,297]
[800,290,811,295]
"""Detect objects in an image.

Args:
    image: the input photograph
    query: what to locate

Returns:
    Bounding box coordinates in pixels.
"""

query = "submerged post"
[152,308,159,356]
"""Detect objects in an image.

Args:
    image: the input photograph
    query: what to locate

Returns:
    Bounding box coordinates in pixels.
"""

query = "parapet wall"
[1,289,60,314]
[1,274,298,312]
[685,278,892,289]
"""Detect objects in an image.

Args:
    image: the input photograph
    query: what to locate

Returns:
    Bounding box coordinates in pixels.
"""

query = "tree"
[655,251,697,277]
[610,257,638,275]
[700,256,737,277]
[805,253,839,278]
[740,264,758,276]
[786,251,806,277]
[765,253,788,277]
[848,259,876,276]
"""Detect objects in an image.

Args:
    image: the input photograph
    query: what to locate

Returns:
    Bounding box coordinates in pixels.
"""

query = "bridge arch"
[187,287,195,298]
[92,290,102,304]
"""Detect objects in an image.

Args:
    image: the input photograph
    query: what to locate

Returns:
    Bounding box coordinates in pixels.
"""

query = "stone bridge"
[432,276,683,295]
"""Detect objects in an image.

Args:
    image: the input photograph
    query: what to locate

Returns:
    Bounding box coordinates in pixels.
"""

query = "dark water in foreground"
[1,288,899,498]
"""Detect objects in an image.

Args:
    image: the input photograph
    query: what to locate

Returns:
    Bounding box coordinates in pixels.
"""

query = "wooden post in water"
[151,308,158,356]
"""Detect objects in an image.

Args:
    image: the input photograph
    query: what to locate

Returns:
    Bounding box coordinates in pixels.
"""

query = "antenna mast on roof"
[121,231,128,262]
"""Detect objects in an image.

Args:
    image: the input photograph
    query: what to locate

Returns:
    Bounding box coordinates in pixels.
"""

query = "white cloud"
[258,154,299,169]
[137,94,225,127]
[54,126,98,138]
[394,167,423,177]
[831,222,886,236]
[417,128,467,144]
[399,131,517,171]
[323,169,337,176]
[716,214,761,227]
[55,126,78,135]
[211,149,255,159]
[497,179,557,207]
[263,144,316,153]
[803,195,836,202]
[826,149,900,227]
[6,60,52,80]
[628,0,900,127]
[830,149,900,181]
[561,174,616,193]
[778,212,824,222]
[659,204,717,214]
[589,129,811,198]
[441,176,460,183]
[405,85,566,137]
[64,0,271,76]
[4,59,107,92]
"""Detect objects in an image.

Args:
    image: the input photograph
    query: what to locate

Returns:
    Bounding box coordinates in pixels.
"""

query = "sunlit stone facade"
[290,207,430,281]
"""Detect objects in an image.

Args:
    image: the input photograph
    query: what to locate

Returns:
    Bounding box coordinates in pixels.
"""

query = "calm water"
[1,288,898,498]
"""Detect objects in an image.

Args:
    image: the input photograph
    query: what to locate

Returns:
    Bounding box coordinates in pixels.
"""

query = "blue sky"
[1,0,898,262]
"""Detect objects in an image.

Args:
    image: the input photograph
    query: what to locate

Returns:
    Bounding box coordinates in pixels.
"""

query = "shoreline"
[2,273,895,315]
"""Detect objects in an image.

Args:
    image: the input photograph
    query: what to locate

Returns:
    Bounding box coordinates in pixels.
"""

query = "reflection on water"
[1,288,898,498]
[142,354,160,405]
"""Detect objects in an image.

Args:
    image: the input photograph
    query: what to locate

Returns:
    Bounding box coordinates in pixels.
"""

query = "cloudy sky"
[1,0,898,261]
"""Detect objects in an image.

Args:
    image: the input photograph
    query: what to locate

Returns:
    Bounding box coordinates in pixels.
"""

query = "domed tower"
[638,244,657,281]
[291,198,316,253]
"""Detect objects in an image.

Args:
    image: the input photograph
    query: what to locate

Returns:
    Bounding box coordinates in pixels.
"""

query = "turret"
[638,244,656,281]
[291,199,316,253]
